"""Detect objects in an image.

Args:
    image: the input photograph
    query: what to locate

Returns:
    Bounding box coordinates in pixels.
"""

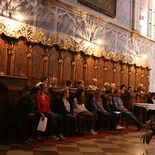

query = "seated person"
[65,80,73,88]
[102,82,111,91]
[55,88,83,136]
[72,87,98,135]
[88,78,98,90]
[77,80,84,88]
[120,84,126,94]
[111,83,116,93]
[147,93,155,119]
[49,77,58,88]
[136,84,144,93]
[141,86,146,93]
[113,90,144,130]
[36,76,49,86]
[37,84,65,140]
[12,86,45,145]
[91,89,120,130]
[148,93,155,104]
[102,90,124,129]
[127,86,134,93]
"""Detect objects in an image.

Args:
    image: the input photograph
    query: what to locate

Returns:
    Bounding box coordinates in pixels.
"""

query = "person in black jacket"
[12,86,45,145]
[55,88,83,136]
[147,93,155,119]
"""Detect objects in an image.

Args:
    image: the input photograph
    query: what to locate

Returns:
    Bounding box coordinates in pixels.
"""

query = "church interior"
[1,0,155,154]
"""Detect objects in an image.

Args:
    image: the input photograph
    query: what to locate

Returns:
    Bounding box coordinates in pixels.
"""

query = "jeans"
[65,114,82,131]
[43,112,63,136]
[97,111,117,129]
[121,111,141,127]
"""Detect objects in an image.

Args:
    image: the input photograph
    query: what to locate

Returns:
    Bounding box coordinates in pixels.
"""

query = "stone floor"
[0,126,155,155]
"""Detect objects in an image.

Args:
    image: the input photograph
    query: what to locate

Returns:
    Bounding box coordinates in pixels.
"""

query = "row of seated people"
[35,76,147,94]
[12,82,145,145]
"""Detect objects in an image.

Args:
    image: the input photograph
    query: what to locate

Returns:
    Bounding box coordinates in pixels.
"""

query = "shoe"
[88,130,97,135]
[75,132,85,137]
[35,135,44,143]
[137,124,146,130]
[116,125,125,130]
[47,135,59,141]
[59,135,65,141]
[92,130,97,135]
[25,137,36,145]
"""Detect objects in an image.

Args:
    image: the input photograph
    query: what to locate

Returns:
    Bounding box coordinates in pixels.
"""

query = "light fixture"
[104,66,108,71]
[14,14,24,21]
[96,39,102,45]
[142,55,147,59]
[83,62,87,68]
[94,64,97,70]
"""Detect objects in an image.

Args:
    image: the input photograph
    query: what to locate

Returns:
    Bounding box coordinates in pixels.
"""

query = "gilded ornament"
[60,38,73,50]
[0,19,150,68]
[113,52,123,62]
[105,51,114,59]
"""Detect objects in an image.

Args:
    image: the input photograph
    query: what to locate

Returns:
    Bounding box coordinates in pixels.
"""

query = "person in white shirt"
[72,87,98,135]
[36,77,49,86]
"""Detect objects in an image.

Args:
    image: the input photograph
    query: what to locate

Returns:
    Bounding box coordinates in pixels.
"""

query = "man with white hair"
[102,82,111,91]
[88,78,98,90]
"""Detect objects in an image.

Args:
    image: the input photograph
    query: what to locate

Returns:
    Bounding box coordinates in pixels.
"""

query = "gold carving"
[113,52,123,62]
[60,38,73,50]
[0,19,150,68]
[122,54,133,64]
[105,51,114,60]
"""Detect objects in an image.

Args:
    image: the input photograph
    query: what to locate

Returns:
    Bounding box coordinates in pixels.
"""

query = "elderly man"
[102,82,111,91]
[113,90,144,130]
[88,78,98,90]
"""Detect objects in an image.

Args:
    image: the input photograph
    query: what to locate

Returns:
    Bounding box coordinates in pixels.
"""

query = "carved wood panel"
[115,62,121,89]
[31,45,44,83]
[48,47,59,78]
[97,58,104,88]
[86,57,94,86]
[129,66,136,88]
[62,52,72,84]
[13,40,27,77]
[0,39,7,74]
[121,64,128,86]
[75,54,84,83]
[107,61,113,84]
[135,68,142,88]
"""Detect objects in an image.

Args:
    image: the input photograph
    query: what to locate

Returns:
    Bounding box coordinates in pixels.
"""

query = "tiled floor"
[1,127,155,155]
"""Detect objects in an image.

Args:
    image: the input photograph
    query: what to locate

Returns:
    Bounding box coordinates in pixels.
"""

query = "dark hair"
[128,86,133,90]
[30,86,41,94]
[114,90,119,94]
[120,84,126,90]
[77,80,83,85]
[66,80,72,86]
[40,76,48,82]
[75,87,85,105]
[105,90,112,94]
[151,93,155,97]
[39,84,47,91]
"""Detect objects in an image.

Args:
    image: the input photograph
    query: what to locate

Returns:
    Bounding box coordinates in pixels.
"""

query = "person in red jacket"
[37,84,65,140]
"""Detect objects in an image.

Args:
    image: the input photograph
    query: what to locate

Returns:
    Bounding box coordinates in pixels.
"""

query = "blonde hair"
[50,77,57,85]
[111,83,116,88]
[104,82,110,87]
[92,78,97,83]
